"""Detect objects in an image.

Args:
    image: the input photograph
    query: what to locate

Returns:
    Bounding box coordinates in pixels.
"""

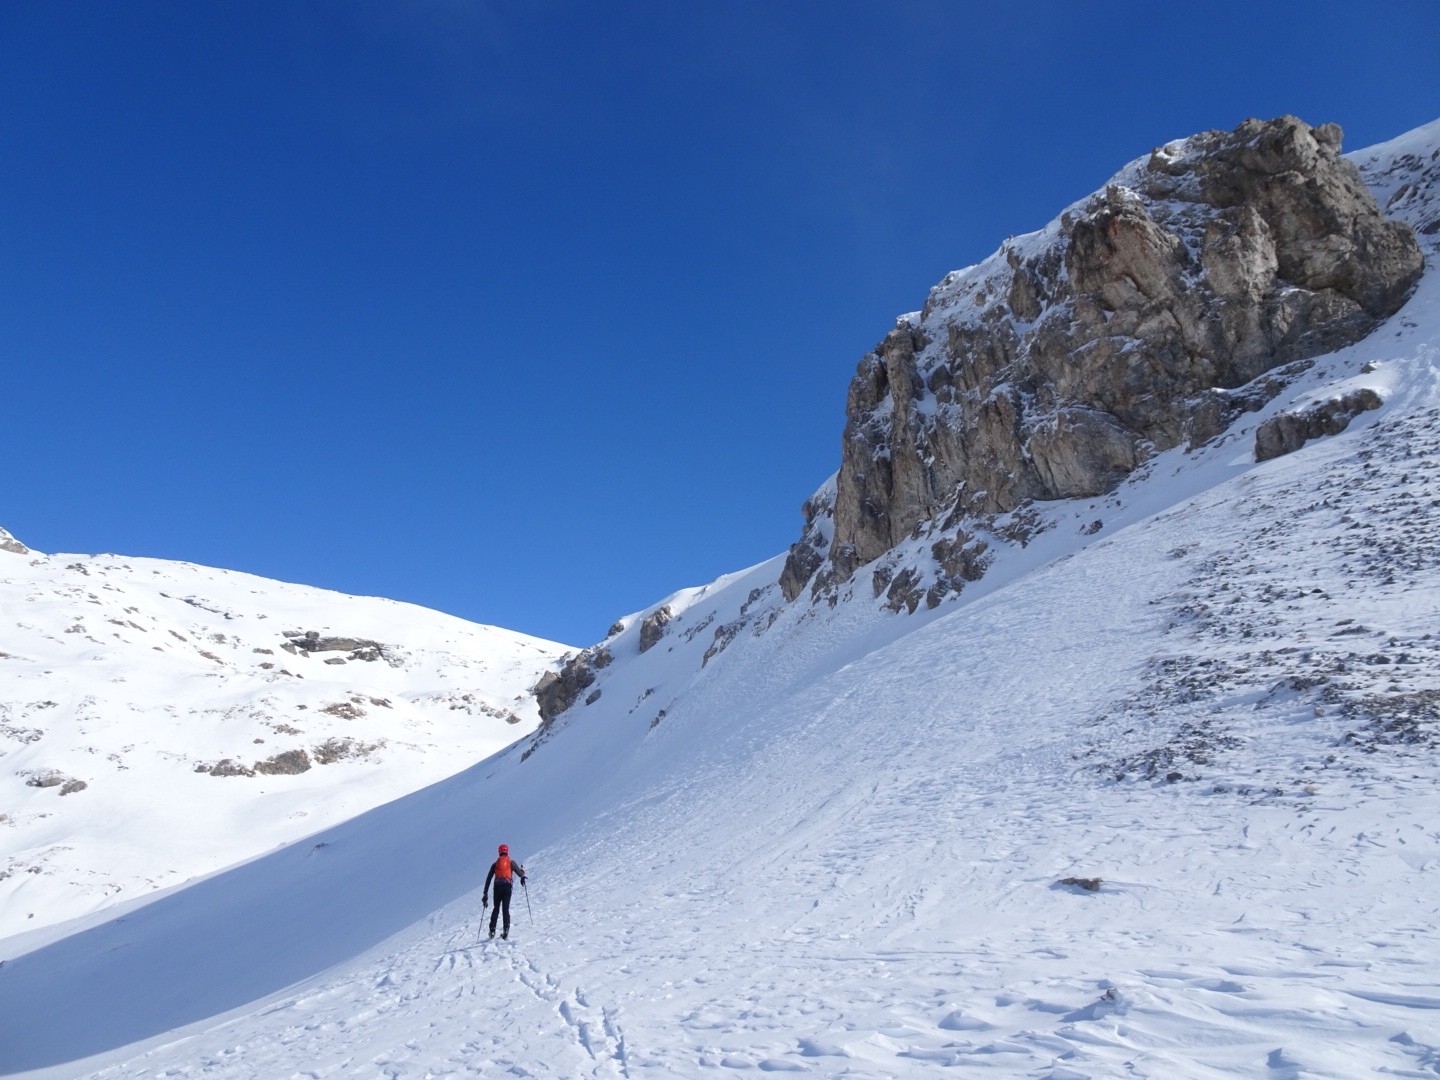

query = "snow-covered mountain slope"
[2,118,1438,1080]
[0,547,565,938]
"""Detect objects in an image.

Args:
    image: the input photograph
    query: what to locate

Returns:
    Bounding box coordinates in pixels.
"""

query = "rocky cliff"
[780,117,1424,612]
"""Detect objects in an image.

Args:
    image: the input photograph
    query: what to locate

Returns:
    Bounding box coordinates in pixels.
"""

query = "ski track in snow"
[62,777,1440,1078]
[4,120,1440,1080]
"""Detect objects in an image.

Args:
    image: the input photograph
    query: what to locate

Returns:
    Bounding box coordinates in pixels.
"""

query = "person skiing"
[483,843,526,939]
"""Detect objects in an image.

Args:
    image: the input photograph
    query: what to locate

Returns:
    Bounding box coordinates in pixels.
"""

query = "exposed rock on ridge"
[533,645,614,726]
[639,605,674,653]
[782,116,1423,606]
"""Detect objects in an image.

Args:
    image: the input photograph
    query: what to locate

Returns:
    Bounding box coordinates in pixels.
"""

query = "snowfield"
[0,552,565,940]
[1,119,1438,1079]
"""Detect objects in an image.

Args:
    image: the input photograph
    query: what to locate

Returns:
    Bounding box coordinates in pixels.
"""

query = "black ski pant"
[489,880,514,935]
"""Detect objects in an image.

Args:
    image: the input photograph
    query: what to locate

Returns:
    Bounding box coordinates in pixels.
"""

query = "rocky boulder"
[533,645,614,725]
[1254,388,1384,461]
[638,605,675,653]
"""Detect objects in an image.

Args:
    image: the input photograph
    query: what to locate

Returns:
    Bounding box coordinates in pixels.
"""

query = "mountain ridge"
[0,543,565,938]
[528,115,1437,738]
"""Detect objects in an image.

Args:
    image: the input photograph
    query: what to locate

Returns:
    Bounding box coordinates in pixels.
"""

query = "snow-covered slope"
[0,548,565,938]
[1,118,1437,1079]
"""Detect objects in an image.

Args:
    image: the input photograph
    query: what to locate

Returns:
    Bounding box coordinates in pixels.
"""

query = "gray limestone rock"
[1254,388,1384,461]
[782,116,1422,603]
[638,605,675,653]
[533,645,613,724]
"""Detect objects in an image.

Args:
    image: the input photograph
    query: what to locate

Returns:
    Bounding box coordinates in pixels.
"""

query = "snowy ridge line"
[0,547,564,940]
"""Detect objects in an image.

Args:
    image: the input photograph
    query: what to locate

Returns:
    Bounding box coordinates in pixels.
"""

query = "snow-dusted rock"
[637,604,674,653]
[783,116,1424,606]
[1254,386,1383,460]
[0,526,29,555]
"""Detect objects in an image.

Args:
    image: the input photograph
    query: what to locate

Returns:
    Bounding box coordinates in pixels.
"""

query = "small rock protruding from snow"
[1254,388,1384,461]
[638,605,675,653]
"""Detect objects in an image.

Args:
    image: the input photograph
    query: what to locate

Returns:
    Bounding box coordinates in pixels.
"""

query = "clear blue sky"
[4,2,1437,647]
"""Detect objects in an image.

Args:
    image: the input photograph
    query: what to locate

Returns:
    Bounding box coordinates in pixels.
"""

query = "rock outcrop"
[0,527,29,555]
[533,645,614,725]
[638,605,675,653]
[782,117,1423,606]
[280,630,389,663]
[1254,388,1384,461]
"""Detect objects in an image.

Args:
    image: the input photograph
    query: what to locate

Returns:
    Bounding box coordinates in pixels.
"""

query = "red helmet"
[498,844,509,855]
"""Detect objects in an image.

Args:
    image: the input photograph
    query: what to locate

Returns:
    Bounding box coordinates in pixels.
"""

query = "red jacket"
[484,856,525,895]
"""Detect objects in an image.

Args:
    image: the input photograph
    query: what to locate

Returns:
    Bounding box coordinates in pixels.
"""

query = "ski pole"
[523,878,533,924]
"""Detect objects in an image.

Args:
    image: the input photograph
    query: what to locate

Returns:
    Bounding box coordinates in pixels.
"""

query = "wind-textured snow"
[2,119,1439,1079]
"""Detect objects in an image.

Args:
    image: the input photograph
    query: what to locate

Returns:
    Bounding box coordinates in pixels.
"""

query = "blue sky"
[4,2,1438,647]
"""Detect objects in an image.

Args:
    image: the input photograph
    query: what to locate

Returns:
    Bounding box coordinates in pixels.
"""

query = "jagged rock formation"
[533,645,614,725]
[781,117,1423,608]
[638,605,674,653]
